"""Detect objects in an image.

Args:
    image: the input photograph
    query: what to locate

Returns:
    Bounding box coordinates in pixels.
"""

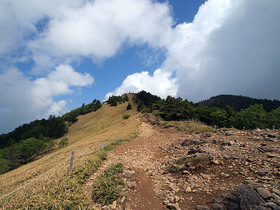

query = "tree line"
[135,91,280,130]
[0,99,102,174]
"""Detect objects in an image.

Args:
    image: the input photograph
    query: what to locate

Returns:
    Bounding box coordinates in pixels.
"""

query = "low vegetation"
[123,114,130,119]
[92,163,125,205]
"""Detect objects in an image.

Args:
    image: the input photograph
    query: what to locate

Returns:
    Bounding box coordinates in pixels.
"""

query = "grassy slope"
[0,100,139,208]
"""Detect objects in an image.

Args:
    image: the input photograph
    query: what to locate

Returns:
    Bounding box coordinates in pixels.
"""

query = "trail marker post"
[69,151,74,173]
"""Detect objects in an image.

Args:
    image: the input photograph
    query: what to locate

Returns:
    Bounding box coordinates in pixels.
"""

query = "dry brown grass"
[0,100,139,208]
[159,120,215,134]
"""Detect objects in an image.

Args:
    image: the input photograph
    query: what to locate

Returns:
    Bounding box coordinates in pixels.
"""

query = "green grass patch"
[122,114,130,119]
[92,163,125,205]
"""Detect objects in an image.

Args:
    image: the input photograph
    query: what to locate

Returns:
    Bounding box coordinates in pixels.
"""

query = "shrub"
[122,114,130,119]
[58,138,69,148]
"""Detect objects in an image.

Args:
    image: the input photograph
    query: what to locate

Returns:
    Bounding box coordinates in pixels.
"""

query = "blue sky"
[0,0,279,134]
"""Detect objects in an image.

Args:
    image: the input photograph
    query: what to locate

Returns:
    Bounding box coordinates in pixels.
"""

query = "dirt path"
[84,121,185,209]
[106,121,181,209]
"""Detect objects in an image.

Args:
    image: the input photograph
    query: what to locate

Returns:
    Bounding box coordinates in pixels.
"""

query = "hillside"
[1,95,280,209]
[197,94,280,112]
[0,100,139,208]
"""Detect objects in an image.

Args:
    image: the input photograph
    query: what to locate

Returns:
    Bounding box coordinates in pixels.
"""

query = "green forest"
[0,99,102,174]
[135,91,280,130]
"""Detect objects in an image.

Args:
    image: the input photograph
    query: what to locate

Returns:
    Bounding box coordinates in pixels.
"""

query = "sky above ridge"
[0,0,279,134]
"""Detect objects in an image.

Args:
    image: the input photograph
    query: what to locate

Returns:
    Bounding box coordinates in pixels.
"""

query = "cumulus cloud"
[105,69,178,100]
[28,0,173,70]
[0,64,93,133]
[162,0,280,101]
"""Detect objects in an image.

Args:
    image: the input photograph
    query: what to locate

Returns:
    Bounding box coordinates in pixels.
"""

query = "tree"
[127,102,132,110]
[231,104,267,129]
[16,138,46,162]
[210,109,227,127]
[267,107,280,129]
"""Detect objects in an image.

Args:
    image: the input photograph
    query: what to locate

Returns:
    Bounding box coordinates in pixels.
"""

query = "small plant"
[122,114,130,119]
[92,163,124,205]
[58,138,69,148]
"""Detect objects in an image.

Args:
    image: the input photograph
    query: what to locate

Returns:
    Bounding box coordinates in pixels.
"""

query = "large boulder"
[223,184,265,209]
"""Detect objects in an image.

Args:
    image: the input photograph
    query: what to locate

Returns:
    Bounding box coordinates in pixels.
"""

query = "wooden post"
[102,143,104,152]
[69,151,74,173]
[117,138,119,144]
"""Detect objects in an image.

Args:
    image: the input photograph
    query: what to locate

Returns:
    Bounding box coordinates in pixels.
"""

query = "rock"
[188,147,202,155]
[210,203,225,210]
[268,133,276,138]
[196,205,210,210]
[181,139,201,146]
[256,188,272,200]
[257,169,269,176]
[202,133,212,138]
[201,173,210,179]
[127,181,136,189]
[223,184,265,209]
[272,188,280,196]
[263,202,279,209]
[123,170,135,178]
[111,201,117,210]
[267,153,280,158]
[221,172,230,178]
[225,131,233,136]
[210,160,221,165]
[182,170,190,175]
[186,186,192,193]
[167,203,181,210]
[213,194,224,204]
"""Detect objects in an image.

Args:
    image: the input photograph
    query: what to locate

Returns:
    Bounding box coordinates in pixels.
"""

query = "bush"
[59,138,69,148]
[122,114,130,119]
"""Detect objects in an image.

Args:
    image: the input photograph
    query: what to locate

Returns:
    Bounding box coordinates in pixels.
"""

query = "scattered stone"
[181,139,201,146]
[223,184,265,209]
[268,133,277,138]
[272,188,280,196]
[196,205,210,210]
[256,188,272,200]
[201,173,210,179]
[167,203,181,210]
[210,160,221,165]
[127,181,136,189]
[123,170,135,178]
[182,170,190,175]
[185,186,192,193]
[225,131,233,136]
[210,203,225,210]
[257,169,269,176]
[111,201,117,210]
[263,201,279,209]
[221,172,230,178]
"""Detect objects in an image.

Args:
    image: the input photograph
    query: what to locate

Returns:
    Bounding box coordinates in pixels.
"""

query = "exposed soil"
[84,118,280,209]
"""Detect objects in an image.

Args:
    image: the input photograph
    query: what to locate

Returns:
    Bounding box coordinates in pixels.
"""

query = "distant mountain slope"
[197,94,280,112]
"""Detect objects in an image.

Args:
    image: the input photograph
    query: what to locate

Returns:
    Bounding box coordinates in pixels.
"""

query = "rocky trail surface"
[85,119,280,209]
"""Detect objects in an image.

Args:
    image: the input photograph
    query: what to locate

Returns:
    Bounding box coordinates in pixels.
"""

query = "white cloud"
[162,0,280,101]
[0,65,94,133]
[105,69,178,100]
[28,0,173,68]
